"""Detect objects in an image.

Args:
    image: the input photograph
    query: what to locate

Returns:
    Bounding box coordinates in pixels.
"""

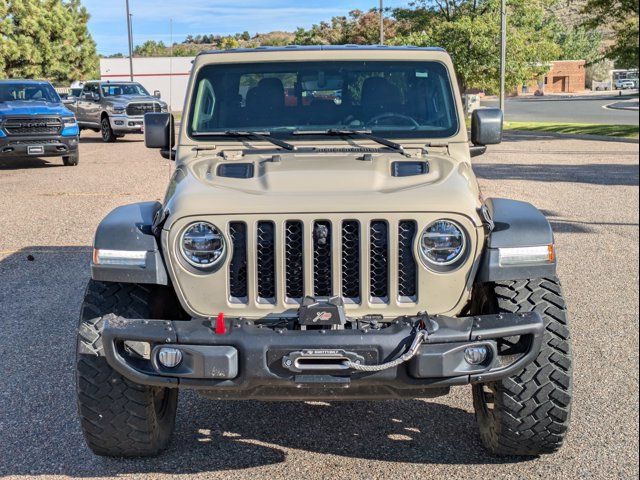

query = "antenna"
[169,18,175,164]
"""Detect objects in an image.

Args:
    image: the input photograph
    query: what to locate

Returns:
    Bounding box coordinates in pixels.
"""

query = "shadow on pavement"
[0,156,66,170]
[0,246,528,478]
[79,136,143,144]
[474,163,639,187]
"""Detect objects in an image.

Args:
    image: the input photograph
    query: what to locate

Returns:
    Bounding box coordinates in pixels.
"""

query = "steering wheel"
[367,113,420,129]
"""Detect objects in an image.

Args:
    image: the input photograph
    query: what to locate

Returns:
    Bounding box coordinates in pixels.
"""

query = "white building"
[100,57,195,112]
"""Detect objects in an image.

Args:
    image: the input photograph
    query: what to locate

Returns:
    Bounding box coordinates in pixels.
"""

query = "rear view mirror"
[154,90,162,99]
[471,108,503,146]
[145,112,175,159]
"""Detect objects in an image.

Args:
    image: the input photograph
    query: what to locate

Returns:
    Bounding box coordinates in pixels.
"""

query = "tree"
[582,0,639,68]
[392,0,560,93]
[134,40,167,57]
[555,27,602,64]
[219,36,240,50]
[294,10,400,45]
[0,0,98,82]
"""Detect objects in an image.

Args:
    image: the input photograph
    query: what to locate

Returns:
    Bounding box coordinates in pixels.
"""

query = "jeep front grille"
[341,221,361,302]
[226,217,419,307]
[285,221,304,300]
[229,222,248,301]
[3,117,62,136]
[126,103,161,116]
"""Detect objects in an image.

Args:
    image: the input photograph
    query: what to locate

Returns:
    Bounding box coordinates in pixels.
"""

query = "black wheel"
[76,281,179,457]
[101,116,117,143]
[472,277,572,456]
[63,152,79,166]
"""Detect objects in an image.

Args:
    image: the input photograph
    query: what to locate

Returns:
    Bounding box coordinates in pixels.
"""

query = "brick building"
[517,60,586,95]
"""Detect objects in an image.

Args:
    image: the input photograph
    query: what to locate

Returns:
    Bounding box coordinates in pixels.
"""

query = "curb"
[505,129,639,144]
[604,101,640,112]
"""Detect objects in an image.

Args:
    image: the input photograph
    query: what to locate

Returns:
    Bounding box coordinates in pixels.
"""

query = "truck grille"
[126,103,162,116]
[227,217,419,306]
[3,117,61,136]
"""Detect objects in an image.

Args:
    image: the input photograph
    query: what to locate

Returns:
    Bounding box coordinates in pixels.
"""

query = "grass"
[504,121,639,139]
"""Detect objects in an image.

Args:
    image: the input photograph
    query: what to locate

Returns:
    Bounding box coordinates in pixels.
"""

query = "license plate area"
[27,146,45,156]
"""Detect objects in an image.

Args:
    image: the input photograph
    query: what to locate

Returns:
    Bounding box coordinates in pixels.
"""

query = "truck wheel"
[101,116,117,143]
[472,277,572,456]
[63,152,79,166]
[76,281,178,457]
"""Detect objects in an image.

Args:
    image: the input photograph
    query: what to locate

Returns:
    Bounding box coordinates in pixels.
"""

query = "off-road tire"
[472,277,572,456]
[62,152,79,166]
[101,116,117,143]
[76,281,178,457]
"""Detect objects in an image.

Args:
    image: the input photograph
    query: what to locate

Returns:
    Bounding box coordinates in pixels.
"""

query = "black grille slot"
[4,117,61,136]
[126,103,161,116]
[285,221,304,300]
[370,221,389,300]
[228,222,248,301]
[341,221,361,301]
[313,221,332,297]
[398,221,418,300]
[256,222,276,301]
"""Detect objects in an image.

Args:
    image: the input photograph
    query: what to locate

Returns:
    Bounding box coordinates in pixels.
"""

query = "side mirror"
[471,108,503,146]
[145,112,176,159]
[154,90,162,99]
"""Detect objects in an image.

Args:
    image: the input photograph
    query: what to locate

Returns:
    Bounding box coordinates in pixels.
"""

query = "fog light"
[464,346,489,365]
[158,347,183,368]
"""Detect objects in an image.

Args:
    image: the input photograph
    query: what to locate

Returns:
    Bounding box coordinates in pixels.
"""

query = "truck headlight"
[420,220,467,266]
[61,117,79,136]
[180,222,226,268]
[107,105,126,114]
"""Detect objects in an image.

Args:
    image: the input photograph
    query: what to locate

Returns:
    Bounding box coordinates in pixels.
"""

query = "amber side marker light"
[93,249,147,267]
[498,245,555,266]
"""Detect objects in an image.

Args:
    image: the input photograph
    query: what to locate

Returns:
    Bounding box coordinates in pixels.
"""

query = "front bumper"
[0,135,79,158]
[109,115,144,133]
[95,312,545,400]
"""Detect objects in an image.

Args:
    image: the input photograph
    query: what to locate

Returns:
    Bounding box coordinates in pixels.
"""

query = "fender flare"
[477,198,557,282]
[91,201,169,285]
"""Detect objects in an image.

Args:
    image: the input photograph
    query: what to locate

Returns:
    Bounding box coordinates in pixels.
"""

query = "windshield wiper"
[294,128,406,155]
[192,130,297,151]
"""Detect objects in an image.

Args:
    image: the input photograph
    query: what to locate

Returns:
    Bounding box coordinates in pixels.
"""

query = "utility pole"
[379,0,384,45]
[126,0,134,81]
[499,0,507,112]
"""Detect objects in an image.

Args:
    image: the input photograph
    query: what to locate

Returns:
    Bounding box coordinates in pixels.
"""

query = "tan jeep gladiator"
[76,46,572,458]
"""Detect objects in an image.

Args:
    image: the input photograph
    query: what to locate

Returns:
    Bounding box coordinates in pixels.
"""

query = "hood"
[163,147,483,229]
[105,94,162,105]
[0,101,73,117]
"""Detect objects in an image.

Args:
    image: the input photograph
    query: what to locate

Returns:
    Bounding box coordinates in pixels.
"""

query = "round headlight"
[180,222,226,268]
[420,220,466,266]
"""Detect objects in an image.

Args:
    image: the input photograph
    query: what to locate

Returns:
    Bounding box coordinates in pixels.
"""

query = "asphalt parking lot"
[0,131,638,479]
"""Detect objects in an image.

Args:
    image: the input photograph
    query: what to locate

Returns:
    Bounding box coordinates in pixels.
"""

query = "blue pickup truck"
[0,80,80,166]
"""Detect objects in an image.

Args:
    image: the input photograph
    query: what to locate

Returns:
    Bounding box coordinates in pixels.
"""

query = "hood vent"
[217,163,255,179]
[391,161,429,177]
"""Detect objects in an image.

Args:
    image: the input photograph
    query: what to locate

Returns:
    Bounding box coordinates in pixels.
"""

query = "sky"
[83,0,413,56]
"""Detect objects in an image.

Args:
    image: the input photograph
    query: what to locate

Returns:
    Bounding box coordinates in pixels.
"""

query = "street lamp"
[380,0,384,45]
[126,0,134,81]
[499,0,507,113]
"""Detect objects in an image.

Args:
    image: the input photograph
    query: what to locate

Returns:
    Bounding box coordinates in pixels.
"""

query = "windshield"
[0,83,61,103]
[188,61,459,139]
[101,83,149,97]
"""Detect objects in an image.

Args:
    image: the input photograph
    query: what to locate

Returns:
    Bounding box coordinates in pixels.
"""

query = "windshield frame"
[0,82,61,104]
[186,60,461,143]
